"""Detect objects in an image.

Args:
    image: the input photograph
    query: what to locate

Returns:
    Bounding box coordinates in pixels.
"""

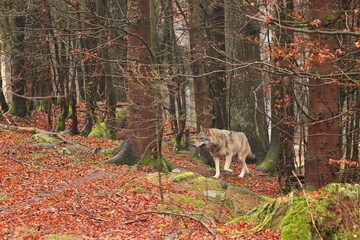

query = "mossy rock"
[30,133,58,143]
[171,172,197,182]
[235,183,359,239]
[149,171,268,223]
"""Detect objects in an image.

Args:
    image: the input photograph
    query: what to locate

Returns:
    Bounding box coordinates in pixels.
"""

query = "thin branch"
[247,14,360,37]
[127,211,218,239]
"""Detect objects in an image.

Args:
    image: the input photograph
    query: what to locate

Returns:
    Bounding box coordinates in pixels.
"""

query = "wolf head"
[195,128,212,148]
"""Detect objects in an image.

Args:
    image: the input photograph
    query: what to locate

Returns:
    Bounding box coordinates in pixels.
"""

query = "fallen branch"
[127,211,218,239]
[0,123,48,134]
[0,123,97,152]
[0,123,71,143]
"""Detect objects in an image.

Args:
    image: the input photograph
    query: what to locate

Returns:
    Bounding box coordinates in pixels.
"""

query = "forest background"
[0,0,359,238]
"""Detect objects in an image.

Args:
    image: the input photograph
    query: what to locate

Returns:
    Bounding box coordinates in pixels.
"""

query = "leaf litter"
[0,112,280,239]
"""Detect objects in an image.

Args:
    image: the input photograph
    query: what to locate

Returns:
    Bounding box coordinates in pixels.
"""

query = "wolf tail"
[248,152,256,160]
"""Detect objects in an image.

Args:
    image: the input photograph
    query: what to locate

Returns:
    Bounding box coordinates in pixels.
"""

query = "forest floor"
[0,106,281,239]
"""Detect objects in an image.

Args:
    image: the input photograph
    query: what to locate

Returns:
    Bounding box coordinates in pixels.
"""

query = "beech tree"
[105,0,164,166]
[10,6,27,117]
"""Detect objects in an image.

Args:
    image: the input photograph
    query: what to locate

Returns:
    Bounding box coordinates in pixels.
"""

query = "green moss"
[56,111,67,131]
[156,204,169,211]
[280,197,312,240]
[116,107,127,127]
[178,195,206,208]
[88,121,109,138]
[280,184,359,239]
[156,204,183,213]
[171,172,197,182]
[36,102,46,112]
[30,133,58,143]
[313,183,359,239]
[138,156,170,173]
[256,146,277,174]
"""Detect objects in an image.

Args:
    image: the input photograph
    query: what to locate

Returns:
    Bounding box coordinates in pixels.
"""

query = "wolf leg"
[224,155,233,172]
[238,156,248,178]
[213,157,221,179]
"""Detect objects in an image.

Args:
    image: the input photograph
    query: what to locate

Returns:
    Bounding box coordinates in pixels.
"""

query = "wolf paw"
[213,174,220,179]
[224,168,233,172]
[238,173,245,178]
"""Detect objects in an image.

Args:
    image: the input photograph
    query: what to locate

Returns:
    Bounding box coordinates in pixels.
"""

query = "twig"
[127,211,218,239]
[123,217,149,225]
[74,189,94,219]
[0,109,11,124]
[291,171,323,240]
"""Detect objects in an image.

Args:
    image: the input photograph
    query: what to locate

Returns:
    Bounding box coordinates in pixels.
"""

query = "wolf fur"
[195,128,255,179]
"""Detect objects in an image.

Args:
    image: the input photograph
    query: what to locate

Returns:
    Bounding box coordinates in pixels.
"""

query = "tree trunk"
[207,1,227,129]
[55,41,69,132]
[97,0,117,139]
[225,0,269,162]
[11,15,28,117]
[79,0,99,135]
[189,0,211,131]
[0,75,9,112]
[305,0,340,188]
[272,0,296,193]
[106,0,164,167]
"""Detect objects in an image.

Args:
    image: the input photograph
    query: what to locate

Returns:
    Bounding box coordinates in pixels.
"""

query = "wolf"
[195,128,255,179]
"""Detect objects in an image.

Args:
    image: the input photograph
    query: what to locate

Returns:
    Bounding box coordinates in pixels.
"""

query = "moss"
[36,102,46,112]
[56,110,67,131]
[314,183,360,239]
[30,133,58,143]
[196,175,218,185]
[116,107,127,128]
[256,146,277,174]
[280,197,312,240]
[156,204,169,211]
[171,172,197,182]
[88,121,109,138]
[156,204,183,213]
[138,156,170,173]
[178,195,206,208]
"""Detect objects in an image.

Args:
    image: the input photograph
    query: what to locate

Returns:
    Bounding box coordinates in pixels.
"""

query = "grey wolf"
[195,128,255,179]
